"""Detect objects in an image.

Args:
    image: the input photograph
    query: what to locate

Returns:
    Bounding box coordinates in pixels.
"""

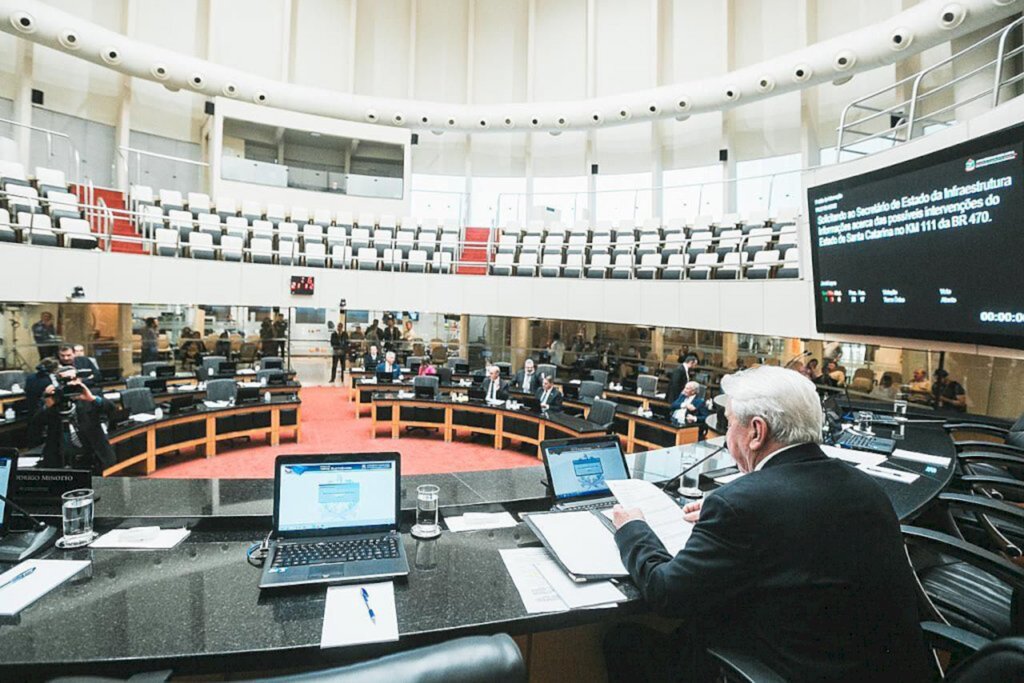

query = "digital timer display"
[290,276,315,295]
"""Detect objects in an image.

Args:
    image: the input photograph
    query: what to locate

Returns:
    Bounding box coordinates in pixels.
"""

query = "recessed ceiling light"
[310,132,321,137]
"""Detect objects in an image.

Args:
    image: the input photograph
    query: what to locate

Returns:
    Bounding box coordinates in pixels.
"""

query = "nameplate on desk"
[15,467,91,501]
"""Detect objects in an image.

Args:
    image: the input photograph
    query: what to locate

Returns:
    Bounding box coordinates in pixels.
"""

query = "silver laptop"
[259,452,410,589]
[541,435,630,512]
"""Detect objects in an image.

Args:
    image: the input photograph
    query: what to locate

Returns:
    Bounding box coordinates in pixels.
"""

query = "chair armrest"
[920,621,991,657]
[902,525,1024,586]
[707,647,788,683]
[938,492,1024,522]
[956,441,1024,457]
[958,451,1024,471]
[945,422,1010,438]
[959,475,1024,497]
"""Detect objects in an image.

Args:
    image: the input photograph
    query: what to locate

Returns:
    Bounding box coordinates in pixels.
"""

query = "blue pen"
[360,587,377,625]
[0,566,36,592]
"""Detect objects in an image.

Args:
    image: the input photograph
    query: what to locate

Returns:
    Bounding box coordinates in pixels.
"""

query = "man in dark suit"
[30,378,116,473]
[535,374,563,413]
[666,353,699,405]
[668,380,709,425]
[375,351,402,380]
[363,344,382,371]
[607,366,931,682]
[481,365,509,402]
[513,358,539,394]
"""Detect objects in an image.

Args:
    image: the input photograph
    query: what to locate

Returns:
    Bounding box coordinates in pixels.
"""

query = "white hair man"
[481,364,508,403]
[605,366,930,682]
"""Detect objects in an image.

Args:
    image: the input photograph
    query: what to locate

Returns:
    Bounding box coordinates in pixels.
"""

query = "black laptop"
[541,436,631,512]
[259,452,410,589]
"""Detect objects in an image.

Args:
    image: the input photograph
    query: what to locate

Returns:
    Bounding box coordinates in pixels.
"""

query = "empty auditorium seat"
[0,208,15,243]
[168,209,194,244]
[155,227,178,257]
[520,233,542,254]
[743,227,773,256]
[326,226,348,251]
[611,253,633,279]
[746,249,780,279]
[138,204,164,238]
[357,247,379,270]
[439,232,458,257]
[716,229,742,255]
[777,249,800,278]
[241,200,262,223]
[563,252,585,278]
[336,211,354,230]
[197,213,222,244]
[358,212,376,230]
[187,192,211,217]
[302,223,325,246]
[395,230,415,257]
[312,208,333,228]
[278,222,300,245]
[416,230,437,258]
[687,231,712,257]
[303,241,327,268]
[224,215,248,241]
[399,215,418,232]
[636,252,661,279]
[215,196,237,221]
[406,249,429,273]
[372,227,393,256]
[540,252,562,277]
[250,237,274,264]
[129,184,154,207]
[279,239,299,266]
[45,191,81,222]
[159,189,184,214]
[19,212,58,246]
[491,252,514,276]
[587,252,611,279]
[350,227,371,252]
[716,251,748,279]
[516,251,539,277]
[381,248,402,271]
[189,231,216,259]
[0,161,30,187]
[330,244,352,268]
[433,250,453,273]
[221,234,244,262]
[6,184,41,215]
[59,217,97,250]
[265,204,287,227]
[441,217,460,235]
[690,252,719,279]
[34,166,68,195]
[251,219,274,243]
[379,214,398,231]
[291,206,310,224]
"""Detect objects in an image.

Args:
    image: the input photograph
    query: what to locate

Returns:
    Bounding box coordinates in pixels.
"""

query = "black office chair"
[0,370,27,391]
[946,414,1024,450]
[589,369,609,387]
[120,387,156,416]
[536,363,556,380]
[257,369,286,385]
[141,361,169,376]
[53,634,526,683]
[636,374,659,394]
[587,398,617,430]
[936,631,1024,682]
[124,375,147,390]
[200,355,227,378]
[437,366,454,386]
[903,523,1024,641]
[579,380,604,401]
[206,379,238,403]
[412,375,440,398]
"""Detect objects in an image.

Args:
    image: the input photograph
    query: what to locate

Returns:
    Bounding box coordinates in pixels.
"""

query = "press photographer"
[29,367,115,473]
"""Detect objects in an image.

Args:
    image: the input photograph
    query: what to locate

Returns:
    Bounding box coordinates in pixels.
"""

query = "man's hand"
[682,499,703,523]
[42,384,56,408]
[612,504,645,530]
[73,380,96,403]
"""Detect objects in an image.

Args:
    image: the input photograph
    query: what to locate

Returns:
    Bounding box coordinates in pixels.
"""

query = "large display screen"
[807,124,1024,348]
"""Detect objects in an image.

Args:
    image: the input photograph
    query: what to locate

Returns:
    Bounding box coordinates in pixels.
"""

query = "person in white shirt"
[669,381,708,425]
[375,350,401,380]
[481,365,509,402]
[548,333,565,366]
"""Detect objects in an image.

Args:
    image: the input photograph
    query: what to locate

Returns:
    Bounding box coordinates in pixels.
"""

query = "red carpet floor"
[148,386,542,479]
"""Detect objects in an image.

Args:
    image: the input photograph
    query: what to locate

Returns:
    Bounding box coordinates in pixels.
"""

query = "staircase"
[457,226,491,275]
[72,185,146,254]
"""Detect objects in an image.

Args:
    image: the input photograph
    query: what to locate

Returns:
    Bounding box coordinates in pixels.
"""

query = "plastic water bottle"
[3,407,14,421]
[154,407,163,420]
[264,391,272,403]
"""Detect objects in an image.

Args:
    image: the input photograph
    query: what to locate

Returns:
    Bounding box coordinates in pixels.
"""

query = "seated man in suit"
[375,351,402,380]
[363,344,382,371]
[606,366,931,682]
[669,380,709,425]
[535,374,563,413]
[513,358,539,394]
[481,365,509,403]
[667,353,700,404]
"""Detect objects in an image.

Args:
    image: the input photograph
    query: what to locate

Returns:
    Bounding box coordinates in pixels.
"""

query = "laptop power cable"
[247,531,273,568]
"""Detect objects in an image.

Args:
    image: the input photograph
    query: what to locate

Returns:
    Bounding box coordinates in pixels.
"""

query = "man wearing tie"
[536,374,563,413]
[481,365,509,403]
[667,353,699,405]
[513,358,538,394]
[669,381,708,425]
[363,344,382,371]
[376,350,401,380]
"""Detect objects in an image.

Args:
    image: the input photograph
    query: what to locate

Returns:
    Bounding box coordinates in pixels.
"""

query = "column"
[721,333,739,370]
[510,318,531,369]
[13,39,33,168]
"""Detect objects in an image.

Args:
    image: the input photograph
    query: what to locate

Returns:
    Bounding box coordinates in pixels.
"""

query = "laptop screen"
[276,457,398,534]
[0,452,15,533]
[542,437,628,501]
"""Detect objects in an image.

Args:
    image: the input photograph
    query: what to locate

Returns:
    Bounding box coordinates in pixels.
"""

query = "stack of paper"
[607,479,694,555]
[500,548,625,614]
[90,527,191,550]
[445,512,518,532]
[129,412,157,423]
[891,449,951,468]
[203,400,231,409]
[0,559,91,617]
[321,582,399,648]
[528,511,627,577]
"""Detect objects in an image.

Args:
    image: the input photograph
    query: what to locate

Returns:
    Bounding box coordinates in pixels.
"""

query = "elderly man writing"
[605,366,931,682]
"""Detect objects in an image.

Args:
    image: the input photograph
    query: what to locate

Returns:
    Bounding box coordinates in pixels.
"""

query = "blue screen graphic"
[0,456,11,531]
[546,441,627,500]
[278,461,396,532]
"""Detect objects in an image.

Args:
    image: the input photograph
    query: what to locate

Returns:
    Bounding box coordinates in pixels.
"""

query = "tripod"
[5,312,32,371]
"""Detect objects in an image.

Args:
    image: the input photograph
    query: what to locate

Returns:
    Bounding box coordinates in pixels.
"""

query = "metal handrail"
[0,116,82,183]
[117,145,209,192]
[838,16,1024,155]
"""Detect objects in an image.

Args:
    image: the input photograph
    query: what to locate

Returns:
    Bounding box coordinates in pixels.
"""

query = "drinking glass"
[856,410,874,433]
[678,454,703,499]
[57,489,96,549]
[411,484,441,539]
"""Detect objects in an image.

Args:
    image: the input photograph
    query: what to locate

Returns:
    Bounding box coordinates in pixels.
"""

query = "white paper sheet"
[129,412,157,422]
[499,548,569,613]
[203,400,230,409]
[528,511,627,577]
[534,561,626,609]
[891,449,951,468]
[607,479,694,555]
[0,559,91,617]
[90,526,191,550]
[856,463,920,483]
[321,581,399,648]
[445,512,518,532]
[820,444,887,467]
[17,456,41,469]
[716,471,745,484]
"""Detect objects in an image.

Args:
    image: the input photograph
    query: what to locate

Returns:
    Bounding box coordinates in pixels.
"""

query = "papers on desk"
[655,392,666,399]
[103,391,121,402]
[175,384,199,392]
[445,512,518,532]
[238,381,261,389]
[569,379,582,385]
[201,397,230,409]
[129,412,157,423]
[856,463,920,484]
[17,456,41,469]
[237,369,256,375]
[525,511,627,578]
[820,444,887,467]
[607,479,693,556]
[891,449,951,468]
[396,390,415,399]
[359,377,379,384]
[486,399,506,407]
[499,548,625,614]
[321,581,399,648]
[90,526,190,550]
[0,559,91,617]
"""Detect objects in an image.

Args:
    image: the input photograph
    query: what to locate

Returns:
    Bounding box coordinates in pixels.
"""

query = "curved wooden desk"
[370,394,608,458]
[103,396,301,477]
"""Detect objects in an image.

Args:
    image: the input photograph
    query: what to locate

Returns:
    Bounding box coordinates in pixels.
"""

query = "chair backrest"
[141,361,167,376]
[945,635,1024,683]
[588,398,617,427]
[637,374,659,394]
[206,379,237,403]
[412,375,440,398]
[536,363,556,379]
[579,380,604,400]
[256,369,285,385]
[201,356,227,375]
[121,387,156,415]
[0,370,26,391]
[437,366,453,385]
[590,369,609,386]
[125,375,147,390]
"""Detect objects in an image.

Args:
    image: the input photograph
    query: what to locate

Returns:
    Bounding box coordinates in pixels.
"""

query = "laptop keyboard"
[552,499,615,512]
[272,535,400,568]
[836,431,896,454]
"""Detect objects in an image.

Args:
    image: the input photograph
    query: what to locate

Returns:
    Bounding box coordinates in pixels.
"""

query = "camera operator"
[58,344,98,388]
[29,367,115,473]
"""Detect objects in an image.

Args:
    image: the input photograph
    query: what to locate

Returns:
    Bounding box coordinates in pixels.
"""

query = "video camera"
[53,366,87,411]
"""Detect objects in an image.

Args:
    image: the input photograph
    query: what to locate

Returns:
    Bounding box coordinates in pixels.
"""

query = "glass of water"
[57,488,96,549]
[678,454,703,499]
[411,484,441,539]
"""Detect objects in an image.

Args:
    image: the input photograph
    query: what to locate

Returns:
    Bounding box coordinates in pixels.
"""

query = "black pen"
[0,566,36,592]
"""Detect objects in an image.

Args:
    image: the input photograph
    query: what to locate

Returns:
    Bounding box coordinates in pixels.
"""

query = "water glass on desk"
[411,484,441,539]
[57,488,97,549]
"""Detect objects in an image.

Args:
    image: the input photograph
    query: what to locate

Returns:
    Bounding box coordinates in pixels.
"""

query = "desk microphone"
[0,491,48,531]
[655,443,729,492]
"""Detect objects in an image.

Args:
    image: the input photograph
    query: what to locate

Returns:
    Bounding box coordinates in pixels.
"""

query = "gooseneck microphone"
[0,492,49,531]
[654,443,730,492]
